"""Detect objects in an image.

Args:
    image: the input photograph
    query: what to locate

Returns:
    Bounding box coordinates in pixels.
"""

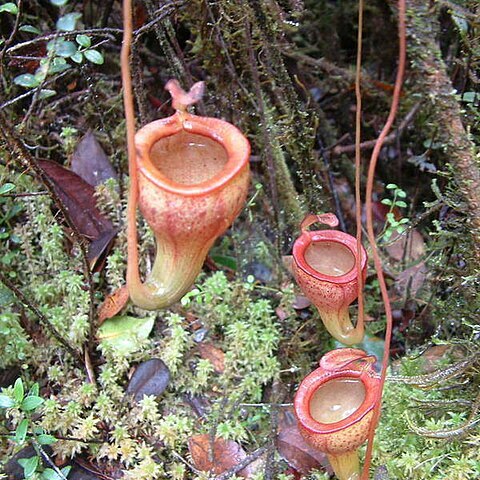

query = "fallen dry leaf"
[97,286,129,324]
[386,229,425,262]
[38,160,117,270]
[188,434,258,478]
[277,409,330,476]
[197,343,225,374]
[292,296,311,310]
[126,358,170,402]
[71,130,118,187]
[395,261,427,298]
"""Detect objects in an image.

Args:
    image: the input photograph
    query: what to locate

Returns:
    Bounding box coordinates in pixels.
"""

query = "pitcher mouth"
[294,370,377,435]
[293,230,367,284]
[135,112,250,197]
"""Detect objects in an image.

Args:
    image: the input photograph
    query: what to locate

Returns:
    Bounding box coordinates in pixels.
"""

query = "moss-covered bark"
[405,0,480,259]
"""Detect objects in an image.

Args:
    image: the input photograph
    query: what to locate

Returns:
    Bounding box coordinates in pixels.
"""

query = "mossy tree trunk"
[405,0,480,260]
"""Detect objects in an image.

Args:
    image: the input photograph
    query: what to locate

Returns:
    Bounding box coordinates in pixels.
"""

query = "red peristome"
[294,348,380,456]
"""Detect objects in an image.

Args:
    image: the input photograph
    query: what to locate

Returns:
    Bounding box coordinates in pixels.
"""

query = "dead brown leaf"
[97,286,129,324]
[38,160,117,270]
[197,343,225,373]
[277,409,330,475]
[395,261,427,297]
[188,434,258,478]
[71,130,118,187]
[386,229,425,262]
[292,296,311,310]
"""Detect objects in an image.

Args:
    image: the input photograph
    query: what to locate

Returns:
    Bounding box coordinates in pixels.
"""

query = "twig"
[6,29,120,55]
[243,18,281,235]
[32,438,68,480]
[1,191,48,197]
[133,1,188,38]
[0,271,83,364]
[332,102,421,156]
[317,136,347,232]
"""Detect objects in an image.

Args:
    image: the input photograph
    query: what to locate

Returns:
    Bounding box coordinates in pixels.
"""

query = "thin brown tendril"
[361,0,407,478]
[355,0,365,347]
[121,0,140,295]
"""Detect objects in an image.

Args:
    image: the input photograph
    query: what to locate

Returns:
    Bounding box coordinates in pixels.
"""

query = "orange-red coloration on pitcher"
[127,106,250,309]
[292,214,367,345]
[295,349,380,480]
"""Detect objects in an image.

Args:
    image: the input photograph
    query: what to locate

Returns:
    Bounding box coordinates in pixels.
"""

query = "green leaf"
[70,51,83,64]
[50,0,69,5]
[396,190,407,198]
[210,254,237,271]
[21,396,44,411]
[98,315,154,354]
[0,183,15,195]
[48,39,77,57]
[396,201,407,208]
[42,466,71,480]
[0,3,18,14]
[37,434,57,445]
[386,183,397,190]
[84,49,104,65]
[14,73,40,88]
[15,418,28,443]
[29,383,39,396]
[38,89,57,100]
[48,57,71,74]
[19,25,42,34]
[381,198,392,206]
[75,34,91,48]
[0,394,15,408]
[13,378,24,403]
[461,92,478,104]
[18,455,39,478]
[56,12,82,31]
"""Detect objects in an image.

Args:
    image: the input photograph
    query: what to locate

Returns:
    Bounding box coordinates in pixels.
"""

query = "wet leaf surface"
[126,358,170,402]
[277,409,330,475]
[38,160,116,269]
[188,434,257,477]
[197,342,225,373]
[71,130,118,187]
[97,315,154,354]
[97,286,129,324]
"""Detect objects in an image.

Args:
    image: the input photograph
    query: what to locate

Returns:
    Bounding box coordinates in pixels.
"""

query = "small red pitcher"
[294,348,380,480]
[292,213,367,345]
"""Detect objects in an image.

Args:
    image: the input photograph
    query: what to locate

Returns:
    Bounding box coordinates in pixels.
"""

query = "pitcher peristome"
[127,81,250,310]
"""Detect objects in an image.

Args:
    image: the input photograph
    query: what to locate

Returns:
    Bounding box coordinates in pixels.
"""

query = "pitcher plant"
[127,80,250,309]
[292,213,368,345]
[294,348,380,480]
